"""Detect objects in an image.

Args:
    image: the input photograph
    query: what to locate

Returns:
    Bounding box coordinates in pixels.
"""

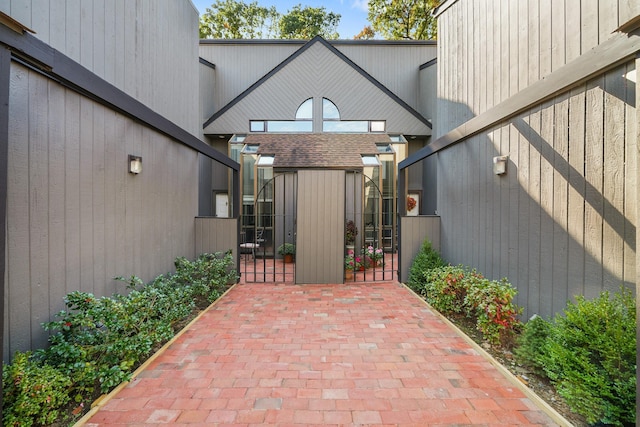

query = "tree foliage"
[354,25,375,40]
[368,0,438,40]
[279,4,340,39]
[199,0,278,39]
[199,0,341,40]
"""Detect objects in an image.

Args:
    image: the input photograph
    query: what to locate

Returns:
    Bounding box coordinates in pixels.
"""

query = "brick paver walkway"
[83,282,562,426]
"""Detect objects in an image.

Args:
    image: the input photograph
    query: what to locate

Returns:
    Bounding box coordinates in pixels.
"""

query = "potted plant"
[364,245,384,268]
[344,250,360,280]
[345,220,358,250]
[277,243,296,263]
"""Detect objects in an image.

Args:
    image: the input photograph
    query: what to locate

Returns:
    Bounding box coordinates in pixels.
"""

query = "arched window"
[323,97,382,132]
[296,98,313,120]
[322,98,340,120]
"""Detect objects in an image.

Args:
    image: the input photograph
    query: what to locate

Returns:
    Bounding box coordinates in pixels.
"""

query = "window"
[324,121,369,133]
[322,98,340,119]
[362,155,380,166]
[377,144,393,153]
[250,121,265,132]
[251,97,389,134]
[370,121,386,132]
[266,121,313,132]
[241,144,259,154]
[389,134,407,142]
[257,155,275,166]
[296,98,313,119]
[322,98,384,133]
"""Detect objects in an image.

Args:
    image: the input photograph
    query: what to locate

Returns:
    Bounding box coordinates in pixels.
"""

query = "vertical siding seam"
[599,75,606,291]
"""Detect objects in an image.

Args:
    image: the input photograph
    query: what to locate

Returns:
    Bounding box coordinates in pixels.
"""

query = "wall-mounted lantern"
[493,155,508,175]
[128,155,142,174]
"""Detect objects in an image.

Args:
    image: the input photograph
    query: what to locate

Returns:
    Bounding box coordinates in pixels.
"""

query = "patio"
[80,281,566,426]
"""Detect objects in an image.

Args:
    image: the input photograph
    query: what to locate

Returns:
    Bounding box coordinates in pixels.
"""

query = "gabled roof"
[203,36,431,130]
[248,133,390,169]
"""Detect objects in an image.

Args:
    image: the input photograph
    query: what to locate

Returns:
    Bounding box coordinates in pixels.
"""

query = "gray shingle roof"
[245,133,391,169]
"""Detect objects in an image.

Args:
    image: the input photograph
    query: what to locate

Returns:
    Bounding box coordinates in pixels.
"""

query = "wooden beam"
[0,12,35,35]
[0,45,11,416]
[635,53,640,427]
[400,30,640,169]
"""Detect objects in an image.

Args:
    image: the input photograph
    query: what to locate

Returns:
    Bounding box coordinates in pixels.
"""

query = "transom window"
[249,97,385,133]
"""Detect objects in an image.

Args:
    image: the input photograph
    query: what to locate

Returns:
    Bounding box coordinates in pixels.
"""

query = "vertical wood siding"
[436,0,640,138]
[194,218,238,265]
[2,0,201,136]
[399,216,441,283]
[419,63,437,124]
[296,170,345,284]
[5,64,199,359]
[436,62,636,319]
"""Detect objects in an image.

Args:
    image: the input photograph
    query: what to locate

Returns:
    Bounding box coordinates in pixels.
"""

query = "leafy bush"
[464,276,522,346]
[4,252,236,427]
[2,352,72,427]
[517,288,636,426]
[409,254,522,347]
[514,314,551,376]
[418,265,467,314]
[407,238,445,292]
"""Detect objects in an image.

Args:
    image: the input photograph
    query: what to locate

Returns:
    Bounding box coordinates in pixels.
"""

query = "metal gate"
[346,171,396,283]
[240,172,297,283]
[241,169,395,284]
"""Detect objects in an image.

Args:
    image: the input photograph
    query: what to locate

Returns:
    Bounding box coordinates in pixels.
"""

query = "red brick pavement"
[82,282,563,426]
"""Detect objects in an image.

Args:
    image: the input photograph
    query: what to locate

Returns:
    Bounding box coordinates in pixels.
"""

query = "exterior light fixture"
[128,155,142,174]
[493,155,508,175]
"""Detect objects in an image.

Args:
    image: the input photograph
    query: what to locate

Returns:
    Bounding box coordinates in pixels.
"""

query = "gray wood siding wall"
[194,218,238,266]
[200,63,216,125]
[296,170,345,284]
[399,216,441,283]
[4,64,199,360]
[436,0,640,138]
[419,63,437,125]
[204,42,430,135]
[334,43,436,112]
[199,41,435,119]
[436,61,636,320]
[199,42,302,115]
[2,0,201,136]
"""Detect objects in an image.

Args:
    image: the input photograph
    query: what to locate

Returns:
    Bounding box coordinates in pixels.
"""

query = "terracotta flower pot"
[345,269,354,281]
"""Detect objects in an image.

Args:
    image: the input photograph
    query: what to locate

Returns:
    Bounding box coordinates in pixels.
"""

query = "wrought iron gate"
[345,171,396,283]
[241,172,297,283]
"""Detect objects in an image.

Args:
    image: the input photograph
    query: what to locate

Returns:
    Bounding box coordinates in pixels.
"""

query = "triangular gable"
[203,36,431,135]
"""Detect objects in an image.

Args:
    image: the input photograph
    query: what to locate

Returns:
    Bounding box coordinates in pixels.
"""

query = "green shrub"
[410,261,522,346]
[420,265,467,314]
[407,238,445,292]
[539,289,636,426]
[173,251,238,302]
[514,314,552,376]
[2,352,72,427]
[517,288,636,426]
[463,275,522,346]
[4,252,236,426]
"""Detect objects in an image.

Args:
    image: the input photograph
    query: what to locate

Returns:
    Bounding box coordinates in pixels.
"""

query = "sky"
[191,0,371,39]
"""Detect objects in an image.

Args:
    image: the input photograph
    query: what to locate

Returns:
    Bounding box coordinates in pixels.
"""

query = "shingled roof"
[245,134,391,169]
